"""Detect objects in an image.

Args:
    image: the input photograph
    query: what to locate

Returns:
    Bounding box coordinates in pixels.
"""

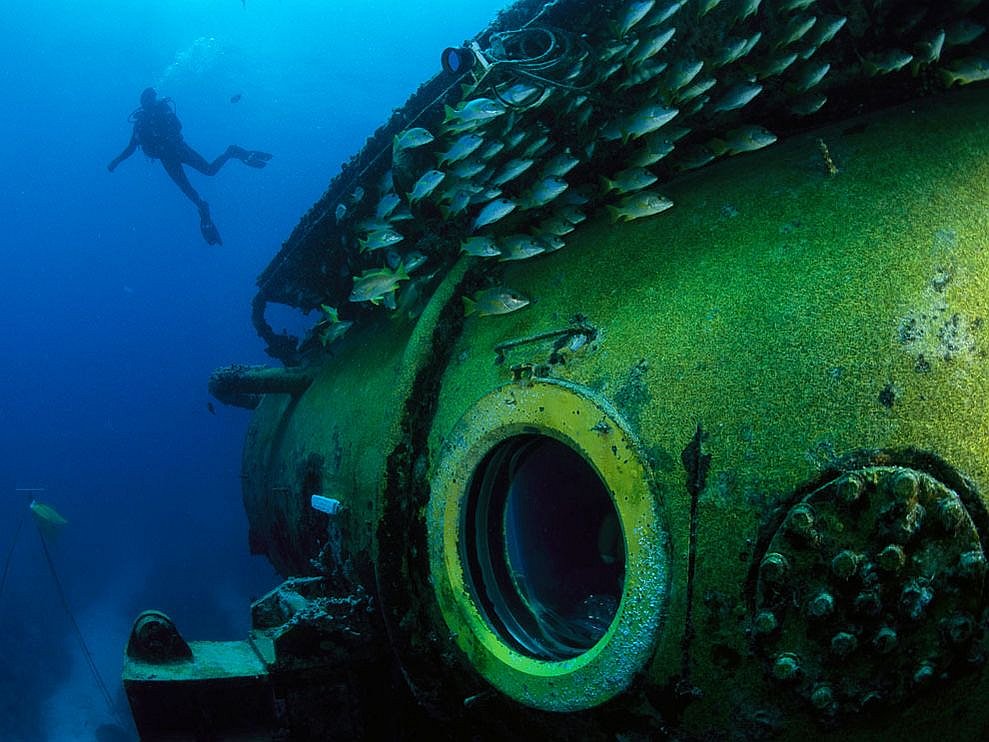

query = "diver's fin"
[200,219,223,246]
[243,150,273,168]
[199,203,223,246]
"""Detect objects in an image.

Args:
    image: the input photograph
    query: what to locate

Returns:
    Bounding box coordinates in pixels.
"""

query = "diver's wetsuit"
[108,93,271,245]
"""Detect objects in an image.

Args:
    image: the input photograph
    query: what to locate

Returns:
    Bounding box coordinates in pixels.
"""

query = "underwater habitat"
[5,0,989,739]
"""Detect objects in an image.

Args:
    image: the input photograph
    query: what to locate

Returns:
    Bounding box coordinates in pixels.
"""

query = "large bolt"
[913,662,936,687]
[877,544,906,573]
[786,504,818,542]
[900,579,934,620]
[760,552,790,584]
[831,631,858,657]
[807,591,835,619]
[854,589,883,617]
[890,470,919,500]
[937,497,966,534]
[772,652,801,682]
[957,550,987,581]
[873,626,898,654]
[810,684,834,711]
[860,690,883,710]
[835,474,863,504]
[754,610,778,636]
[894,502,925,543]
[944,613,974,645]
[832,550,862,580]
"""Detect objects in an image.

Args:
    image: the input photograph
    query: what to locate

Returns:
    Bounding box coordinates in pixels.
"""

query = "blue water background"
[0,1,506,737]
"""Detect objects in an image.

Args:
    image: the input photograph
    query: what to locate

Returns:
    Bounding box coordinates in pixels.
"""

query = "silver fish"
[449,159,486,179]
[676,76,716,104]
[541,151,581,177]
[536,216,576,236]
[941,56,989,86]
[498,234,546,261]
[463,287,529,317]
[375,193,401,219]
[664,59,704,93]
[628,26,676,66]
[622,103,679,141]
[478,140,506,160]
[471,198,517,232]
[644,0,684,28]
[558,206,586,225]
[629,132,675,167]
[944,19,986,48]
[709,125,777,156]
[780,0,815,10]
[864,49,913,76]
[914,28,946,66]
[710,82,763,112]
[443,97,506,124]
[777,15,817,48]
[789,91,827,115]
[460,236,501,257]
[497,82,542,107]
[738,0,761,22]
[600,167,658,195]
[804,14,846,48]
[359,229,404,252]
[409,170,446,203]
[441,188,474,218]
[758,51,798,78]
[520,177,569,209]
[607,190,673,222]
[392,127,434,151]
[541,234,566,252]
[438,134,485,166]
[618,0,655,36]
[791,61,830,93]
[349,266,410,305]
[491,158,536,186]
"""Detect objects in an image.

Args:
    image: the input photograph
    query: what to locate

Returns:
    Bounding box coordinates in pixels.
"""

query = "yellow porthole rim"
[428,378,670,711]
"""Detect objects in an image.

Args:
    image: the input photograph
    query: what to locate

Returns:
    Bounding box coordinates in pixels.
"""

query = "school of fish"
[320,0,989,336]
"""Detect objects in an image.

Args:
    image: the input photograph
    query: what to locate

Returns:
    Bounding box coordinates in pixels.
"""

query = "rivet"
[772,652,801,682]
[807,591,835,619]
[873,626,898,654]
[831,550,861,580]
[760,552,790,583]
[877,544,906,573]
[831,631,858,657]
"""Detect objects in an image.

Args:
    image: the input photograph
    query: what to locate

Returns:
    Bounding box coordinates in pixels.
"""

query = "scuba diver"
[107,87,272,245]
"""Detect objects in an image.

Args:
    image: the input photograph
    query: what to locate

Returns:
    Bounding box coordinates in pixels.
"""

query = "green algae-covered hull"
[224,89,989,738]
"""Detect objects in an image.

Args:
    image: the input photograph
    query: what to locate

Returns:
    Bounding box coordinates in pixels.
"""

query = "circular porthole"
[463,434,625,660]
[429,379,669,711]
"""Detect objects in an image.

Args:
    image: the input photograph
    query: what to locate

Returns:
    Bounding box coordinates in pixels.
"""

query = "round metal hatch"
[428,379,669,711]
[753,465,987,717]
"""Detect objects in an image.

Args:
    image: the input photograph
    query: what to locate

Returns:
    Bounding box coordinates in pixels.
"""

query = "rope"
[36,527,127,728]
[0,507,27,605]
